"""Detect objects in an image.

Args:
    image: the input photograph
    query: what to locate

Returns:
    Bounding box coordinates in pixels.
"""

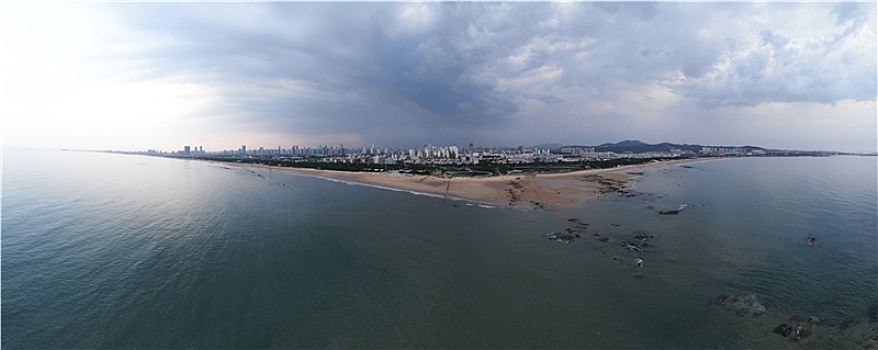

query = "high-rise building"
[184,145,191,156]
[241,145,247,155]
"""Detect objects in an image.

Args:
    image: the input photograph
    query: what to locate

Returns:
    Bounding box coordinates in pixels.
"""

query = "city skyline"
[122,137,847,161]
[2,2,876,153]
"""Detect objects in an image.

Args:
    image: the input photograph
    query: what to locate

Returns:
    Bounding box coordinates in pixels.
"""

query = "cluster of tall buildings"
[122,141,834,164]
[148,141,728,165]
[165,142,557,165]
[700,147,766,156]
[144,146,204,157]
[160,142,708,165]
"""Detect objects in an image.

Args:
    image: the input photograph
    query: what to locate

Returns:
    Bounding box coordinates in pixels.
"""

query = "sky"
[1,2,875,153]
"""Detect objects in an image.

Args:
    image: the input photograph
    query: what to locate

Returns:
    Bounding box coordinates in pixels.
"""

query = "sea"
[3,148,876,348]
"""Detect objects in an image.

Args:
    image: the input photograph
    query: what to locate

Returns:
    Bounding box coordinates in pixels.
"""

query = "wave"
[317,177,450,200]
[287,173,500,208]
[659,203,691,215]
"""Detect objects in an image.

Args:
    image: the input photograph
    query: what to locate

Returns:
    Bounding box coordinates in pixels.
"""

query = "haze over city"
[1,2,875,153]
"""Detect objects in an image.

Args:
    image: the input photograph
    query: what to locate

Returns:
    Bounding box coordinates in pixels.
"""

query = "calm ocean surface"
[3,149,876,348]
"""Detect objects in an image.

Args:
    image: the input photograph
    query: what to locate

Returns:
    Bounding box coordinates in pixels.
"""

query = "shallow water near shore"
[3,149,876,348]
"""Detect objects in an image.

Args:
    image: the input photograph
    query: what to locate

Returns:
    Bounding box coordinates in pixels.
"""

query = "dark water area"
[3,149,876,348]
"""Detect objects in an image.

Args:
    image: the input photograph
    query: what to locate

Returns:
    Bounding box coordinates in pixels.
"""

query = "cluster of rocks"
[607,231,660,270]
[246,169,267,179]
[545,218,663,272]
[583,174,628,194]
[773,315,822,342]
[710,292,847,344]
[545,218,590,244]
[546,232,577,244]
[710,293,766,318]
[617,189,639,198]
[619,232,655,250]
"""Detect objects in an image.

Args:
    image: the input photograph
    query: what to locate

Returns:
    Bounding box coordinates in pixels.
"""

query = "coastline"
[231,158,709,208]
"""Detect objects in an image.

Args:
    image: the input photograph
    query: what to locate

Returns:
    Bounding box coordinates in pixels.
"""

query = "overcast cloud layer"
[2,2,875,152]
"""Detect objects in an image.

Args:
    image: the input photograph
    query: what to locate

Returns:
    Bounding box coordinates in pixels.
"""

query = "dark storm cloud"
[95,2,875,147]
[102,3,544,144]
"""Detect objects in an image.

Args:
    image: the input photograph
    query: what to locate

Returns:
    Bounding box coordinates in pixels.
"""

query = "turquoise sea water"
[3,149,876,348]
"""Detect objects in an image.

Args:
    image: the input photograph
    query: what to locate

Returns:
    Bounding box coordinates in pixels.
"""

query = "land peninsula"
[247,158,703,208]
[107,139,845,207]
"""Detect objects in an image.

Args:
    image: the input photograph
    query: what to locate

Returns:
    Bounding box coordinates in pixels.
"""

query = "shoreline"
[226,158,710,209]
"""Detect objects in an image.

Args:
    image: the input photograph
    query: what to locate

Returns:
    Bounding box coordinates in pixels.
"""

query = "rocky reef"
[544,218,590,244]
[710,293,766,318]
[773,315,822,342]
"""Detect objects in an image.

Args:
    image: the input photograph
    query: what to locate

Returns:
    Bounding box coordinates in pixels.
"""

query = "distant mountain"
[559,140,767,153]
[596,140,652,152]
[531,143,564,150]
[598,139,648,148]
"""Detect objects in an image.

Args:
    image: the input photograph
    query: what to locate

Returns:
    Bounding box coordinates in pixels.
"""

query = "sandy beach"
[237,158,706,208]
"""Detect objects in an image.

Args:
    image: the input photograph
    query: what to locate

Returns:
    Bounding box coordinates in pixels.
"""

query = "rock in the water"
[773,315,821,342]
[660,204,691,215]
[546,232,576,243]
[773,323,792,338]
[711,293,766,317]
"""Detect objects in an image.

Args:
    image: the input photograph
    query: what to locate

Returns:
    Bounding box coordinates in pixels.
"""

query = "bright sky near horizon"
[1,2,875,153]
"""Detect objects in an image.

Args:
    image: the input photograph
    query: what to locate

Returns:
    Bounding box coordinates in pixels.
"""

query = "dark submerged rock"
[773,323,792,338]
[838,318,856,331]
[711,293,766,318]
[867,302,878,323]
[773,315,821,342]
